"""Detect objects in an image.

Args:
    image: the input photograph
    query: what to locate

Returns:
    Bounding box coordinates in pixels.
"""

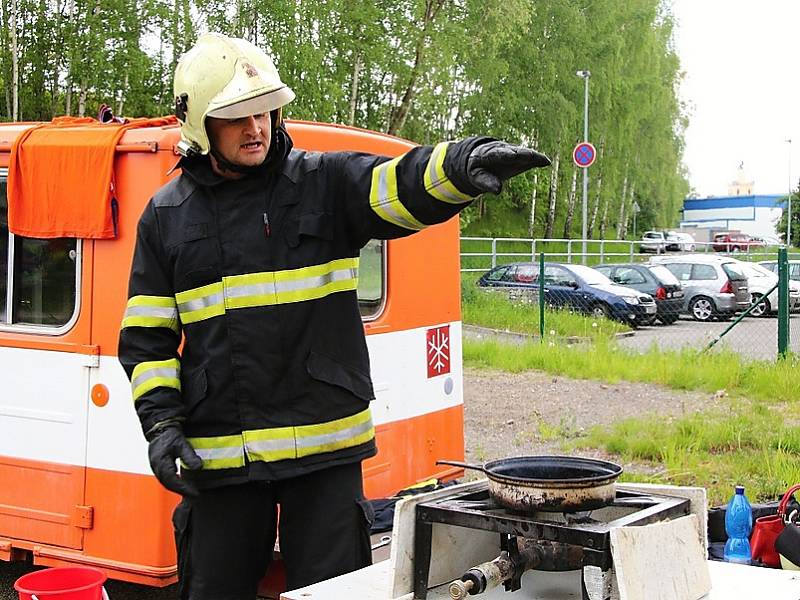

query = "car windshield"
[649,265,680,285]
[567,264,611,285]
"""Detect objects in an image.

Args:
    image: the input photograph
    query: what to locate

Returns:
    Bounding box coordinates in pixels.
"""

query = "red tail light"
[720,279,733,294]
[655,287,666,300]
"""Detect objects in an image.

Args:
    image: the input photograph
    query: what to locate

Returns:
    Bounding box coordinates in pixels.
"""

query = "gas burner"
[412,481,690,599]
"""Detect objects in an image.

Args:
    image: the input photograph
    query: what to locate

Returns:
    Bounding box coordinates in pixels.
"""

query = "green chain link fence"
[462,237,798,362]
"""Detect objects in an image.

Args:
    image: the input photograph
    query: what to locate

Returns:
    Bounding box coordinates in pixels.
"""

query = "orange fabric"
[8,115,177,239]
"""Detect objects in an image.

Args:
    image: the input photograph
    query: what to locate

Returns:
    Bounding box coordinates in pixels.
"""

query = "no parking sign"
[573,142,597,168]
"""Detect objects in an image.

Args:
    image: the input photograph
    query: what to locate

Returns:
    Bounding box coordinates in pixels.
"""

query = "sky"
[671,0,800,198]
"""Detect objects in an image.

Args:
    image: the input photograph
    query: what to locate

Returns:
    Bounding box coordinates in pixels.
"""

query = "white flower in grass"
[549,330,556,336]
[592,322,598,328]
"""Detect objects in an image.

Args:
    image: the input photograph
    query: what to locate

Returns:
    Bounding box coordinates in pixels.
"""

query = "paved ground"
[616,313,800,361]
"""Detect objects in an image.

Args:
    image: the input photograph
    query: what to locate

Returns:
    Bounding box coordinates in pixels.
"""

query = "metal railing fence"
[462,240,799,362]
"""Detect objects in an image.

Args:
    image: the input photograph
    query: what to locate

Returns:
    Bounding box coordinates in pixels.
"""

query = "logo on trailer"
[426,325,451,378]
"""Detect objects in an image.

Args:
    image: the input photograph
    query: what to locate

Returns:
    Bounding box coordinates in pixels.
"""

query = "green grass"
[463,339,800,402]
[575,403,800,505]
[462,338,800,504]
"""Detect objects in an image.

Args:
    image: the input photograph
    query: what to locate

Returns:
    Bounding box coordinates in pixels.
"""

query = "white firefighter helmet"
[173,32,295,155]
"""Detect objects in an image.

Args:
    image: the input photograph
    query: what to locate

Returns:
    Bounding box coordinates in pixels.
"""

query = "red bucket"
[14,567,107,600]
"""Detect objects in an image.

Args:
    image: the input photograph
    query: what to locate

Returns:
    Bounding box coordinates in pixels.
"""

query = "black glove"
[467,141,551,195]
[146,424,203,497]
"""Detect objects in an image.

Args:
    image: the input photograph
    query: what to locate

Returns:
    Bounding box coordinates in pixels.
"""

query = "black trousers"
[172,462,374,600]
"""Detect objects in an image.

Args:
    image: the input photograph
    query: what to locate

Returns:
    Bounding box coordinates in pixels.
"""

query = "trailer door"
[0,175,88,550]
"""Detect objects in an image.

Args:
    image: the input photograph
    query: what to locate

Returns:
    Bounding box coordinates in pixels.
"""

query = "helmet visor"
[207,86,295,119]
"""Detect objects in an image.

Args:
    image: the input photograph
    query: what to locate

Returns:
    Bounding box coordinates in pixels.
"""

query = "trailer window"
[0,176,79,330]
[358,239,384,318]
[0,181,7,322]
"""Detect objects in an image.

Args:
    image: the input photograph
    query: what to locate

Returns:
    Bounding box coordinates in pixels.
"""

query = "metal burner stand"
[413,482,690,600]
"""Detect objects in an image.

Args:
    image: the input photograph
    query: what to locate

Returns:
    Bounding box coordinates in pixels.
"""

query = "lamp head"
[576,70,591,79]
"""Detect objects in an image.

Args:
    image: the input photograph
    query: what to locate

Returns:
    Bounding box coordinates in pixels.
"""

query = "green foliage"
[2,0,687,237]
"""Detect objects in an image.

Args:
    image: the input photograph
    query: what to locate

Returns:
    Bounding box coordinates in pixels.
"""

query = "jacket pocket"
[182,367,208,415]
[306,350,374,402]
[177,266,219,291]
[285,212,334,248]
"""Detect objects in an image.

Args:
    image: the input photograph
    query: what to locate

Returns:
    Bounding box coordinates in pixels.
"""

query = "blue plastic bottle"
[724,485,753,564]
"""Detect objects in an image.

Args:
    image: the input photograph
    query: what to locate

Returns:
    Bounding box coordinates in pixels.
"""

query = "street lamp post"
[576,70,591,263]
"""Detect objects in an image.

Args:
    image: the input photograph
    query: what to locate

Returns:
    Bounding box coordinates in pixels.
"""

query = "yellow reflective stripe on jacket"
[186,433,246,470]
[175,282,225,325]
[295,408,375,458]
[185,408,375,469]
[243,426,298,462]
[424,142,474,204]
[369,155,425,230]
[175,258,359,323]
[131,358,180,402]
[225,258,359,309]
[122,295,180,332]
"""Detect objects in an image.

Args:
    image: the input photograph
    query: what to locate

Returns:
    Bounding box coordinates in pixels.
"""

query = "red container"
[14,567,106,600]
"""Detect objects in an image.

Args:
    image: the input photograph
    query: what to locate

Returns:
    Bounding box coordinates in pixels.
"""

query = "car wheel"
[689,296,715,321]
[750,293,771,317]
[659,313,680,325]
[591,303,611,320]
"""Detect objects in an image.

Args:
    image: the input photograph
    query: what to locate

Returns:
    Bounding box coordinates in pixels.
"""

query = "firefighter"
[118,32,550,600]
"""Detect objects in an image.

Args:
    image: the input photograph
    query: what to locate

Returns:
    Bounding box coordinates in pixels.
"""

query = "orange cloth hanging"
[8,115,177,239]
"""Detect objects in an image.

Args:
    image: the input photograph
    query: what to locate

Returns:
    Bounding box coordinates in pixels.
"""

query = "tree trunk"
[78,75,87,117]
[528,170,539,237]
[10,0,18,120]
[620,184,635,239]
[544,152,560,239]
[562,166,579,238]
[587,140,605,238]
[615,174,629,239]
[599,198,609,239]
[348,52,363,126]
[117,71,129,116]
[387,0,445,135]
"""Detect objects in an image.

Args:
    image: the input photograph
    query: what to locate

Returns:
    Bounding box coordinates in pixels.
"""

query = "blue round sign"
[573,142,596,168]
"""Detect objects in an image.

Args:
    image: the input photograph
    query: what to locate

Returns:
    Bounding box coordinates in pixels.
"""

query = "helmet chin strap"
[209,109,284,176]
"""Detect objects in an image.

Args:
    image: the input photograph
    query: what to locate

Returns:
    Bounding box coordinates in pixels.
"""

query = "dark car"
[593,263,684,324]
[477,262,657,326]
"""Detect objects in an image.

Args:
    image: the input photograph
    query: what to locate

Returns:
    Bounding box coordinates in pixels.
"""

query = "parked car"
[712,232,765,252]
[639,230,668,253]
[758,260,800,282]
[477,262,657,326]
[665,231,697,252]
[593,263,684,324]
[734,260,800,316]
[649,255,749,321]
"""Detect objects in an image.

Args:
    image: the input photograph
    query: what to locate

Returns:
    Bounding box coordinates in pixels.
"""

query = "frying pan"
[437,455,622,513]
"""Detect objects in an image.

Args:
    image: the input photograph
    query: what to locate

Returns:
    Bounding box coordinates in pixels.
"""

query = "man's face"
[206,113,271,174]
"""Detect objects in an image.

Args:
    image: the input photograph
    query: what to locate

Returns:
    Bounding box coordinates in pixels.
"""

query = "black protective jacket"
[118,127,486,487]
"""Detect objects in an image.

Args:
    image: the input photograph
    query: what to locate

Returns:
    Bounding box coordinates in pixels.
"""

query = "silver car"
[649,255,749,321]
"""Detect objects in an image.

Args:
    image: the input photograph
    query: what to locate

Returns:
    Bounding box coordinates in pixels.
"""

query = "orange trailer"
[0,120,465,586]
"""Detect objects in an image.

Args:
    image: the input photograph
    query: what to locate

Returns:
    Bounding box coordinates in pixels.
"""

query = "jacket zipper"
[263,211,271,237]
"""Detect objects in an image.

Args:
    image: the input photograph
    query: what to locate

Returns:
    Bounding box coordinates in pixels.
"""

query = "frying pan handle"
[436,459,487,474]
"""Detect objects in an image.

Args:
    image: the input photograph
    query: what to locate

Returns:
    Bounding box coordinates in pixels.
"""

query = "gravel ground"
[462,367,725,472]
